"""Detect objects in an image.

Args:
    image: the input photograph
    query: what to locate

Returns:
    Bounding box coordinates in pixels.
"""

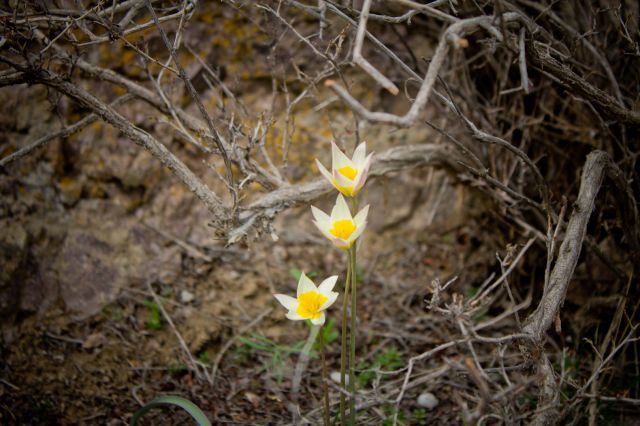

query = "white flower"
[311,194,369,249]
[316,141,373,197]
[273,272,339,325]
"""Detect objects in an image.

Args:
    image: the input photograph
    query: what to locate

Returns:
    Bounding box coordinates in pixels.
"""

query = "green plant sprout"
[237,334,307,383]
[412,408,428,424]
[143,299,162,330]
[313,318,339,350]
[358,346,404,388]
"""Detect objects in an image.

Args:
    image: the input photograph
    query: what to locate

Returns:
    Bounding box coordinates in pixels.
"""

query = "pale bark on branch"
[22,65,230,224]
[226,143,462,243]
[523,151,607,343]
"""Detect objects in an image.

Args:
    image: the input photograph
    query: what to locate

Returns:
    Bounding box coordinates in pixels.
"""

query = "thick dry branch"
[74,58,277,189]
[145,1,235,205]
[352,0,399,95]
[0,72,27,87]
[247,143,460,214]
[515,0,625,105]
[0,94,133,167]
[326,13,520,127]
[22,66,229,223]
[29,29,278,190]
[523,151,608,343]
[528,42,640,127]
[227,143,460,243]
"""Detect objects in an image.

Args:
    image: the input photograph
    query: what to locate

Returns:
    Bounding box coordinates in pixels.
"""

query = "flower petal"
[297,271,317,297]
[316,159,334,185]
[331,236,351,249]
[311,206,331,229]
[318,275,339,295]
[331,141,353,170]
[331,194,352,221]
[363,152,374,169]
[334,170,355,187]
[320,291,339,310]
[352,141,367,165]
[348,220,367,243]
[332,178,355,197]
[354,204,370,228]
[286,311,305,321]
[353,153,373,191]
[313,220,335,241]
[274,294,298,311]
[310,312,326,326]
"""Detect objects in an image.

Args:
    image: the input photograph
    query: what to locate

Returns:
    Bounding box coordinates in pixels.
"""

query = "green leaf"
[289,268,303,281]
[130,395,211,426]
[314,318,338,350]
[288,268,318,281]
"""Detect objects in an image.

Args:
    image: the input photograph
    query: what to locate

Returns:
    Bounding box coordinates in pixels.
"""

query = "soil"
[0,148,484,425]
[4,2,636,425]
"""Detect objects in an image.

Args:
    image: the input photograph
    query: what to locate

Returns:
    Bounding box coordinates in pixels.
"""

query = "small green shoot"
[143,299,162,330]
[358,346,404,387]
[168,363,188,377]
[197,351,210,364]
[236,334,307,383]
[412,408,427,424]
[381,405,405,426]
[466,285,479,299]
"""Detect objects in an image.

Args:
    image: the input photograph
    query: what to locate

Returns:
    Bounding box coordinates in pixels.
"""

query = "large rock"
[53,201,182,318]
[56,229,122,316]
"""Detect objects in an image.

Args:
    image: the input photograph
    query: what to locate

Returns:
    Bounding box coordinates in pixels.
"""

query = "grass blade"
[130,395,211,426]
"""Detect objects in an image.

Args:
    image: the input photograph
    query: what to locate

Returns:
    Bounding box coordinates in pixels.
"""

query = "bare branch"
[13,62,230,224]
[523,151,608,343]
[326,13,521,127]
[0,94,133,168]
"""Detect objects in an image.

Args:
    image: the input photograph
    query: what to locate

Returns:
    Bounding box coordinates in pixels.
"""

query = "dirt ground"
[1,135,491,425]
[1,1,639,425]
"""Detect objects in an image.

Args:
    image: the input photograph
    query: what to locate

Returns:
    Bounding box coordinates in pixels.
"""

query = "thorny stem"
[349,196,359,424]
[319,326,330,426]
[340,258,352,426]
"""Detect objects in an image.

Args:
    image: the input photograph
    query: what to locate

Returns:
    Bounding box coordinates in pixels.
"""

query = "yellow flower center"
[330,219,356,240]
[296,291,328,319]
[338,166,357,180]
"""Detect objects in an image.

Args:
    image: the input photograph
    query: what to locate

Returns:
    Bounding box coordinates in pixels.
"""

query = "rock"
[18,250,58,314]
[179,301,224,353]
[56,230,121,317]
[57,176,83,205]
[244,391,260,409]
[330,371,348,385]
[54,202,174,318]
[180,290,195,304]
[83,332,107,349]
[417,392,439,409]
[120,150,162,189]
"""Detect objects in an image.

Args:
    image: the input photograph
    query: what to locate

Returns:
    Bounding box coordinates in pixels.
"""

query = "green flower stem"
[340,259,352,426]
[349,196,358,425]
[349,242,357,425]
[319,326,330,426]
